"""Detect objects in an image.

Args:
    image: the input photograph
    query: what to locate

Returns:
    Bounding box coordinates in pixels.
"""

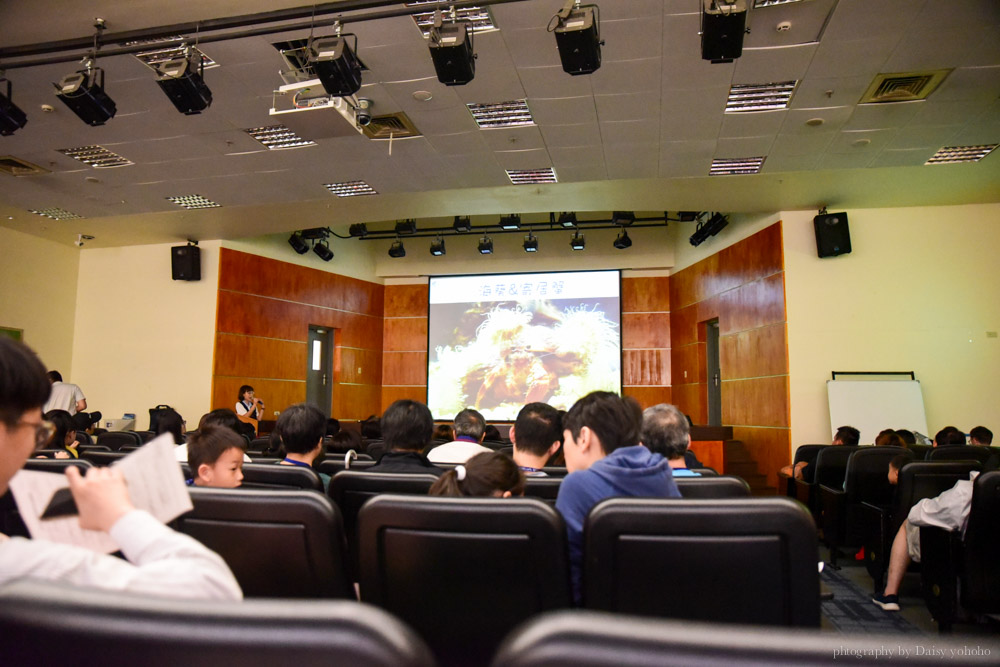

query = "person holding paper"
[0,337,242,601]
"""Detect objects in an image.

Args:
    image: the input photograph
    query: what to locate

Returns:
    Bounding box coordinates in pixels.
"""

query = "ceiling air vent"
[0,156,50,177]
[360,112,421,140]
[860,70,951,104]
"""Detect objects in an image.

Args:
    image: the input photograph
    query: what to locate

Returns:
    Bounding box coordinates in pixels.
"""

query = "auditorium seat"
[1,460,94,538]
[793,445,856,520]
[689,467,718,476]
[583,497,820,627]
[781,444,826,496]
[860,460,980,594]
[318,458,377,476]
[96,431,142,451]
[23,458,93,474]
[80,450,128,466]
[240,462,323,491]
[358,494,570,667]
[0,579,435,667]
[174,487,353,599]
[674,475,751,498]
[920,470,1000,632]
[74,431,94,447]
[491,609,988,667]
[927,445,993,467]
[819,446,911,567]
[523,476,562,504]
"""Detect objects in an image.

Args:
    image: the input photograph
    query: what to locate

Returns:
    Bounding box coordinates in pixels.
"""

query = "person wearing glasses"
[0,337,242,600]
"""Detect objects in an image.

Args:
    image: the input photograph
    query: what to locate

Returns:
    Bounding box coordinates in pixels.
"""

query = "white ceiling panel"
[930,66,1000,103]
[821,0,923,42]
[600,18,664,62]
[481,125,546,152]
[780,106,854,135]
[490,3,561,31]
[815,152,875,170]
[600,119,660,146]
[769,131,837,158]
[424,131,491,156]
[590,58,663,96]
[715,135,775,158]
[405,107,480,137]
[733,43,818,85]
[518,64,595,99]
[869,148,937,168]
[381,78,463,114]
[361,41,438,83]
[604,144,658,180]
[548,145,606,169]
[883,27,982,73]
[538,123,602,149]
[595,92,661,123]
[760,154,822,173]
[553,163,608,184]
[502,27,562,69]
[493,147,551,171]
[844,101,924,132]
[826,128,899,154]
[528,96,599,126]
[790,76,871,109]
[807,38,898,80]
[720,110,788,139]
[908,99,993,127]
[744,0,837,48]
[910,0,1000,33]
[353,15,422,48]
[888,126,963,150]
[662,53,736,90]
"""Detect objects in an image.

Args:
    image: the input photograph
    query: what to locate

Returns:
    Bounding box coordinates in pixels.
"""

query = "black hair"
[970,426,993,445]
[275,403,325,455]
[875,429,905,448]
[43,409,76,451]
[889,454,909,471]
[0,338,52,428]
[453,408,486,440]
[156,408,185,445]
[429,451,524,497]
[381,400,433,452]
[327,429,363,454]
[187,425,246,476]
[46,370,63,383]
[326,418,341,437]
[237,385,254,401]
[432,424,455,442]
[361,415,382,440]
[895,429,916,445]
[483,424,502,442]
[513,402,562,456]
[934,426,965,447]
[198,408,243,435]
[835,426,860,446]
[640,403,690,459]
[563,391,641,454]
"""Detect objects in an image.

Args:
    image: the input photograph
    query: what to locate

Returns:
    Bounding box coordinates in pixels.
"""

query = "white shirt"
[175,443,251,463]
[43,382,85,415]
[904,471,978,562]
[427,439,492,464]
[0,510,242,600]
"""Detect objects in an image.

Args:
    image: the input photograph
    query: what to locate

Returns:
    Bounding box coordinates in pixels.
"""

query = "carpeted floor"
[821,567,927,636]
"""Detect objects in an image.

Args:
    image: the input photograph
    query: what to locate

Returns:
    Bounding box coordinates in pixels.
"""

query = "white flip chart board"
[827,380,928,445]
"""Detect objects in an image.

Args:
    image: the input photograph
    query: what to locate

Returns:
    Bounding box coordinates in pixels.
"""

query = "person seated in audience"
[0,337,241,599]
[325,418,341,437]
[969,426,993,446]
[71,410,102,436]
[483,424,503,444]
[366,400,443,476]
[360,414,385,458]
[875,429,906,448]
[327,429,363,455]
[275,403,330,490]
[872,471,980,611]
[895,429,917,446]
[40,409,79,459]
[187,425,245,488]
[429,451,525,497]
[681,413,704,469]
[934,425,966,447]
[780,425,860,482]
[157,408,186,446]
[431,423,455,443]
[174,409,251,463]
[887,454,908,486]
[555,391,680,603]
[427,408,493,464]
[641,403,699,477]
[510,402,563,476]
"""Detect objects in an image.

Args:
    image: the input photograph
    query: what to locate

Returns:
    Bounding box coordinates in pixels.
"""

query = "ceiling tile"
[780,106,854,135]
[869,148,936,168]
[883,27,982,72]
[591,58,663,95]
[493,147,551,170]
[930,66,1000,103]
[502,28,562,69]
[821,0,922,42]
[815,152,875,169]
[539,123,602,148]
[807,37,898,79]
[844,101,924,131]
[714,135,775,158]
[600,17,664,62]
[720,110,787,138]
[826,128,899,154]
[425,131,490,156]
[759,154,821,173]
[405,107,479,136]
[733,43,818,85]
[600,119,660,145]
[518,64,595,98]
[790,76,871,109]
[528,96,598,126]
[888,126,963,150]
[769,131,836,157]
[604,144,658,180]
[595,92,660,122]
[554,163,608,183]
[480,125,546,151]
[549,145,605,168]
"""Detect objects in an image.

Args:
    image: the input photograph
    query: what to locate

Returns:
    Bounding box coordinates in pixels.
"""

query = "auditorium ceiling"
[0,0,997,248]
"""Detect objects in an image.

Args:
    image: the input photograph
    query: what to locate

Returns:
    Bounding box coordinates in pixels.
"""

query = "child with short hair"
[187,425,245,488]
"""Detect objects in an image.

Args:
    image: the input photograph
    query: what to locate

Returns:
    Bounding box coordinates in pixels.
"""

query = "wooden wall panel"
[720,222,783,287]
[383,351,428,386]
[622,277,669,313]
[383,317,428,352]
[669,304,699,348]
[622,313,671,349]
[671,383,706,424]
[718,273,786,335]
[719,324,788,380]
[213,334,306,379]
[385,284,429,317]
[381,386,427,412]
[721,376,789,428]
[733,426,791,488]
[212,377,306,416]
[335,384,382,421]
[339,347,382,386]
[670,343,703,386]
[623,349,670,386]
[623,386,672,410]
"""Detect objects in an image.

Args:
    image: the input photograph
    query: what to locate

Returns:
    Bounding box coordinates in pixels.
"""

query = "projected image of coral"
[427,271,621,421]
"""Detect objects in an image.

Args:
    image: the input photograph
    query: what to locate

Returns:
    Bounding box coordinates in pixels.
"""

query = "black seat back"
[843,447,911,505]
[927,445,993,467]
[328,471,438,543]
[23,458,93,474]
[175,487,352,599]
[583,497,820,627]
[317,458,377,476]
[96,431,142,452]
[893,461,981,535]
[79,450,128,466]
[240,463,323,491]
[0,579,434,667]
[74,431,94,447]
[523,476,562,504]
[674,475,751,498]
[812,445,857,490]
[358,495,570,667]
[962,471,1000,610]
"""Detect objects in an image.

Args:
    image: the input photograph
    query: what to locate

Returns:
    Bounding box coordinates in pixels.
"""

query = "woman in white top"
[235,385,264,421]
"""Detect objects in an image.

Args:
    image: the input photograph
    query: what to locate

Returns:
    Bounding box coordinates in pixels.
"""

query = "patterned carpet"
[821,567,926,636]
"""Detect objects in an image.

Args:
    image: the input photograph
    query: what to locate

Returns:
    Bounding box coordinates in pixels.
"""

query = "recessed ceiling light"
[726,81,798,112]
[324,180,378,197]
[805,118,824,127]
[506,168,557,184]
[468,100,534,128]
[166,194,220,209]
[29,207,83,220]
[58,145,133,168]
[925,144,998,165]
[413,90,434,102]
[245,124,316,150]
[710,157,766,175]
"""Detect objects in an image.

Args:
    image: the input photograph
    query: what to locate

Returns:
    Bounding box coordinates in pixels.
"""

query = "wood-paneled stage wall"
[669,222,790,487]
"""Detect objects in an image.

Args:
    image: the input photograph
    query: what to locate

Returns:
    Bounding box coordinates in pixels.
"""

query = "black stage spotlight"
[570,230,586,250]
[395,219,417,235]
[557,211,577,228]
[453,215,472,232]
[288,232,309,254]
[478,236,494,254]
[0,78,28,136]
[613,229,632,250]
[156,52,212,114]
[689,212,729,246]
[552,1,602,75]
[430,236,446,256]
[388,239,406,258]
[678,211,700,222]
[309,35,362,97]
[349,223,368,237]
[429,17,476,86]
[523,233,539,253]
[313,240,334,262]
[54,66,116,126]
[701,0,747,63]
[499,214,521,231]
[612,211,635,226]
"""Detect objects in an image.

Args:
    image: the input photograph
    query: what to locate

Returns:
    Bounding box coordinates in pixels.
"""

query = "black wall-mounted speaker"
[814,212,851,258]
[171,245,201,281]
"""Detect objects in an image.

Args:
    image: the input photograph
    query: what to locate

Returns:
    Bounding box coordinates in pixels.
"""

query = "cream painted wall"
[670,212,783,273]
[0,226,80,372]
[224,231,381,284]
[784,203,1000,449]
[70,241,221,429]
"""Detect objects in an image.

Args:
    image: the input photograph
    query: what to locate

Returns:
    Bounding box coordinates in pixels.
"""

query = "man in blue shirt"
[641,403,701,476]
[555,391,680,603]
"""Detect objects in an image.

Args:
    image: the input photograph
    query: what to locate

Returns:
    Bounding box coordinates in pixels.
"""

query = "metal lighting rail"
[348,213,676,241]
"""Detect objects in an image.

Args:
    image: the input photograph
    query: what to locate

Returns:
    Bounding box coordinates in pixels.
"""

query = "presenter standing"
[235,385,264,435]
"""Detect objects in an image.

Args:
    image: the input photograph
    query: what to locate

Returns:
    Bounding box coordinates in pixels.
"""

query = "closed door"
[306,326,334,417]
